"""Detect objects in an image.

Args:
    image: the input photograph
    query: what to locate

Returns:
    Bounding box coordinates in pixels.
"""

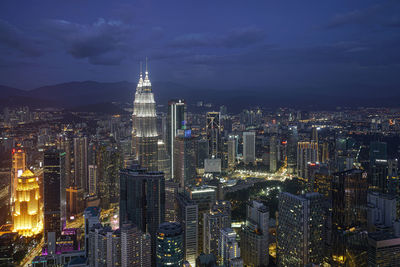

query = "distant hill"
[0,80,399,112]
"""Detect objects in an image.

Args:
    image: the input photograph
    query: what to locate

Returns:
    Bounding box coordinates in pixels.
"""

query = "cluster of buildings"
[0,67,400,266]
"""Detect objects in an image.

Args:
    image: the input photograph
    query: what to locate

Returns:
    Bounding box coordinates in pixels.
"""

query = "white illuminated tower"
[132,61,158,171]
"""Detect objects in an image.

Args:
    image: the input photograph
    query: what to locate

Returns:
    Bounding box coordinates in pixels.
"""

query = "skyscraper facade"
[43,148,66,240]
[240,200,269,267]
[13,170,43,237]
[173,133,196,187]
[297,141,318,179]
[156,222,184,267]
[243,132,256,164]
[206,112,222,159]
[270,135,277,172]
[203,201,231,256]
[277,192,330,267]
[177,193,198,267]
[119,167,165,265]
[73,136,88,191]
[121,223,151,267]
[167,99,186,179]
[11,146,26,210]
[132,67,158,171]
[219,228,241,267]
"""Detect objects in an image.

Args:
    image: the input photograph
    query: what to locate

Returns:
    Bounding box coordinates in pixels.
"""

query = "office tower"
[297,141,318,179]
[187,186,217,255]
[203,201,231,256]
[206,112,222,159]
[367,224,400,267]
[165,180,178,222]
[167,99,187,179]
[227,136,237,169]
[270,135,277,172]
[11,146,26,209]
[219,228,242,267]
[121,223,151,267]
[119,167,165,265]
[197,139,209,169]
[132,66,158,171]
[73,136,88,192]
[311,126,318,143]
[277,192,330,267]
[332,169,368,266]
[313,166,332,198]
[174,132,196,187]
[59,135,73,188]
[111,229,121,267]
[287,126,298,174]
[13,169,43,237]
[367,192,396,231]
[243,132,255,164]
[43,149,66,241]
[88,165,97,196]
[84,206,100,258]
[157,140,171,179]
[177,193,199,267]
[156,222,184,267]
[240,200,269,267]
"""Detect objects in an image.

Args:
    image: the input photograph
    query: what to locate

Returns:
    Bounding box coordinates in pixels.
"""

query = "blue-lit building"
[156,222,184,267]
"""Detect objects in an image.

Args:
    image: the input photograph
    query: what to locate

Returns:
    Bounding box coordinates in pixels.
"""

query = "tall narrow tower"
[132,62,158,171]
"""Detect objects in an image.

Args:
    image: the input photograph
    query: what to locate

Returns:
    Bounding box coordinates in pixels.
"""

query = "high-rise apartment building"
[203,201,231,256]
[277,192,330,267]
[270,135,277,172]
[121,223,151,267]
[219,228,242,267]
[297,141,318,179]
[88,165,97,196]
[132,67,158,171]
[243,132,255,164]
[240,200,269,267]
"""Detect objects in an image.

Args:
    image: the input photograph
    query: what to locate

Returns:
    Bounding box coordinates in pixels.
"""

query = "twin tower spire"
[136,58,151,92]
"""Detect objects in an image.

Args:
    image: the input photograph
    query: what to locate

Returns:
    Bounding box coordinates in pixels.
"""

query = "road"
[20,238,44,267]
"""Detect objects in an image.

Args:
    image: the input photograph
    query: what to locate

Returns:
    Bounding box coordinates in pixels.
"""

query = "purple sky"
[0,0,399,97]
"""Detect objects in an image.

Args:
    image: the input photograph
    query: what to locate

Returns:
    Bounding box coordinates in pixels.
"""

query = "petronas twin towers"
[132,64,158,171]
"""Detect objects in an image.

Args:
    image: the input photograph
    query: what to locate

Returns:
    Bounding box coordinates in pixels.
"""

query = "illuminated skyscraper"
[219,228,241,267]
[132,64,158,171]
[13,169,43,237]
[206,112,222,159]
[167,99,187,178]
[270,135,278,172]
[11,146,26,208]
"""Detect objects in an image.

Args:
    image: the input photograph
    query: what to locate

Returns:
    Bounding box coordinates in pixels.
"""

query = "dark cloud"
[43,18,137,65]
[325,1,400,29]
[169,27,265,49]
[0,19,43,56]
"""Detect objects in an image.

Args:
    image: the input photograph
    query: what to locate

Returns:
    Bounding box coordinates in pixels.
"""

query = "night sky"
[0,0,399,98]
